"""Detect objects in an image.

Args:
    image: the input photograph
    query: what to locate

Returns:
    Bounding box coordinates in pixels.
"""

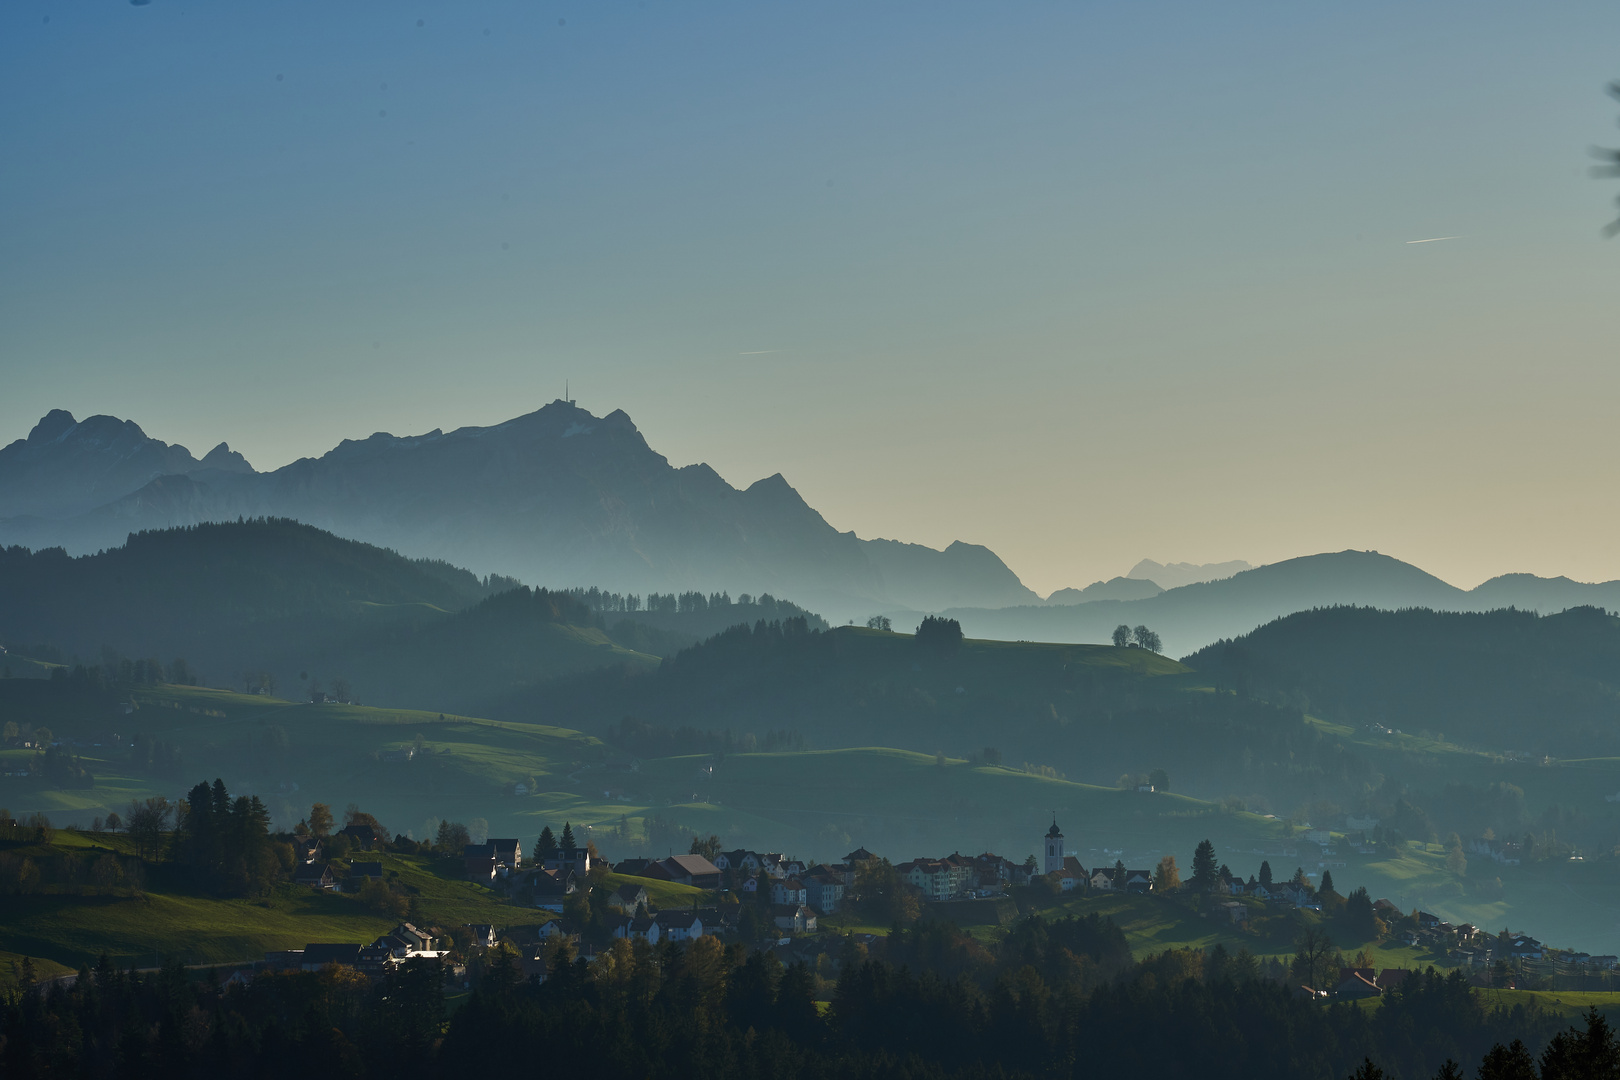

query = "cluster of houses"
[1313,966,1415,1001]
[1394,913,1618,973]
[288,823,390,891]
[262,922,449,978]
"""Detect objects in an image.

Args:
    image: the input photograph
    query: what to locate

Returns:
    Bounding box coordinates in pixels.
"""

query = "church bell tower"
[1043,814,1064,874]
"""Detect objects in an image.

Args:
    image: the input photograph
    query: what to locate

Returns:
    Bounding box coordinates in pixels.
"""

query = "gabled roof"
[1335,972,1381,996]
[612,858,658,876]
[302,943,362,965]
[654,910,701,929]
[663,854,721,877]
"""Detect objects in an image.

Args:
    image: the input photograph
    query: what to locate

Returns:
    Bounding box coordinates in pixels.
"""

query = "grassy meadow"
[7,676,1620,958]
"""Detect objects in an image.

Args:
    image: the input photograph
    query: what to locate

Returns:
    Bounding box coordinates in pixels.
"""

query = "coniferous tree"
[1259,860,1273,886]
[1541,1007,1620,1080]
[560,821,576,850]
[1191,839,1218,890]
[1478,1040,1539,1080]
[536,825,558,860]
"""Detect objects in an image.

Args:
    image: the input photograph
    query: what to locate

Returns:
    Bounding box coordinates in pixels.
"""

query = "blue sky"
[2,0,1616,593]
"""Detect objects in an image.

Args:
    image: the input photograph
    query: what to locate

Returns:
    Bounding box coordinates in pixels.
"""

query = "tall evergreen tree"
[536,825,558,860]
[1191,839,1217,889]
[560,821,576,850]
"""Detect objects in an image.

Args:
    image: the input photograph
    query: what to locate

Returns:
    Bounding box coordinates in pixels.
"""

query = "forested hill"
[0,518,498,661]
[506,623,1374,808]
[1183,605,1620,756]
[0,520,838,717]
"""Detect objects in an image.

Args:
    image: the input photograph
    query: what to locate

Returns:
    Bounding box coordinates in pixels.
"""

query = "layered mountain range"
[938,550,1620,657]
[0,403,1037,620]
[9,404,1620,652]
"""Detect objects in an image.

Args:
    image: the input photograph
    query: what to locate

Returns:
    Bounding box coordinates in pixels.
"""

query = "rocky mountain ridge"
[0,403,1037,620]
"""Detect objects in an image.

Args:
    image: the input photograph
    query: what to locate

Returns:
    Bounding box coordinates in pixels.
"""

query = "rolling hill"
[1184,604,1620,756]
[0,519,672,714]
[503,623,1377,813]
[9,676,1620,954]
[939,550,1620,656]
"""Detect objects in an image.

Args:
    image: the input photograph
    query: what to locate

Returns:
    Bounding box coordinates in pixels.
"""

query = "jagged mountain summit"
[0,409,253,520]
[1125,558,1253,590]
[0,402,1037,620]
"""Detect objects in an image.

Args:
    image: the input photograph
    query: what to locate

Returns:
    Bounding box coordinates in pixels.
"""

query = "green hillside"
[0,681,607,837]
[515,622,1375,813]
[0,520,662,717]
[0,829,557,982]
[1184,604,1620,756]
[9,677,1620,953]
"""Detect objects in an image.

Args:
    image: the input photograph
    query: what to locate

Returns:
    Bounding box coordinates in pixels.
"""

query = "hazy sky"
[2,1,1616,595]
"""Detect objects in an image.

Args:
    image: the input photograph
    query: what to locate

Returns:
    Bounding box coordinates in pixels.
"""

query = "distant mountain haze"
[0,409,216,519]
[1043,576,1164,605]
[1125,558,1253,590]
[944,550,1620,656]
[0,404,1036,621]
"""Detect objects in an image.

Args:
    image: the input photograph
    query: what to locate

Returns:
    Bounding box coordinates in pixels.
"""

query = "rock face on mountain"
[0,403,1035,619]
[0,410,211,520]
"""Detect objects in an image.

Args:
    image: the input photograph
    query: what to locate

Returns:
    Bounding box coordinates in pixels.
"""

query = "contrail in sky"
[1405,236,1463,244]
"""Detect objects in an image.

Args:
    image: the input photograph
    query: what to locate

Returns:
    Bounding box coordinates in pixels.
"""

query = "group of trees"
[537,822,578,859]
[128,732,182,776]
[2,926,1604,1079]
[568,586,812,619]
[35,655,200,690]
[914,615,964,653]
[1111,623,1162,652]
[0,822,1610,1080]
[176,780,285,896]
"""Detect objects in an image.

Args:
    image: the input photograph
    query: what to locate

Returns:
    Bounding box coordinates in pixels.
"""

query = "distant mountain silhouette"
[1126,558,1252,589]
[1043,576,1163,605]
[941,550,1620,655]
[0,410,221,519]
[0,403,1036,618]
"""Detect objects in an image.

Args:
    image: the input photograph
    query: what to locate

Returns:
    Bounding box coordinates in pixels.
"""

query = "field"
[0,829,558,985]
[8,679,1620,957]
[1035,891,1438,969]
[1474,989,1620,1020]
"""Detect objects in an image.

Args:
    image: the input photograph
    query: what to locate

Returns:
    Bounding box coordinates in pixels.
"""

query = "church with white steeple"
[1044,814,1065,874]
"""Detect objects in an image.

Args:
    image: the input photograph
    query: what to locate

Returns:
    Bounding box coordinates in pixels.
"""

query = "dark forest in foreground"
[3,924,1607,1080]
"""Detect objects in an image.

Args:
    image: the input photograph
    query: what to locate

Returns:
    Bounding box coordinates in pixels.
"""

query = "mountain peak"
[28,409,78,443]
[199,442,255,474]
